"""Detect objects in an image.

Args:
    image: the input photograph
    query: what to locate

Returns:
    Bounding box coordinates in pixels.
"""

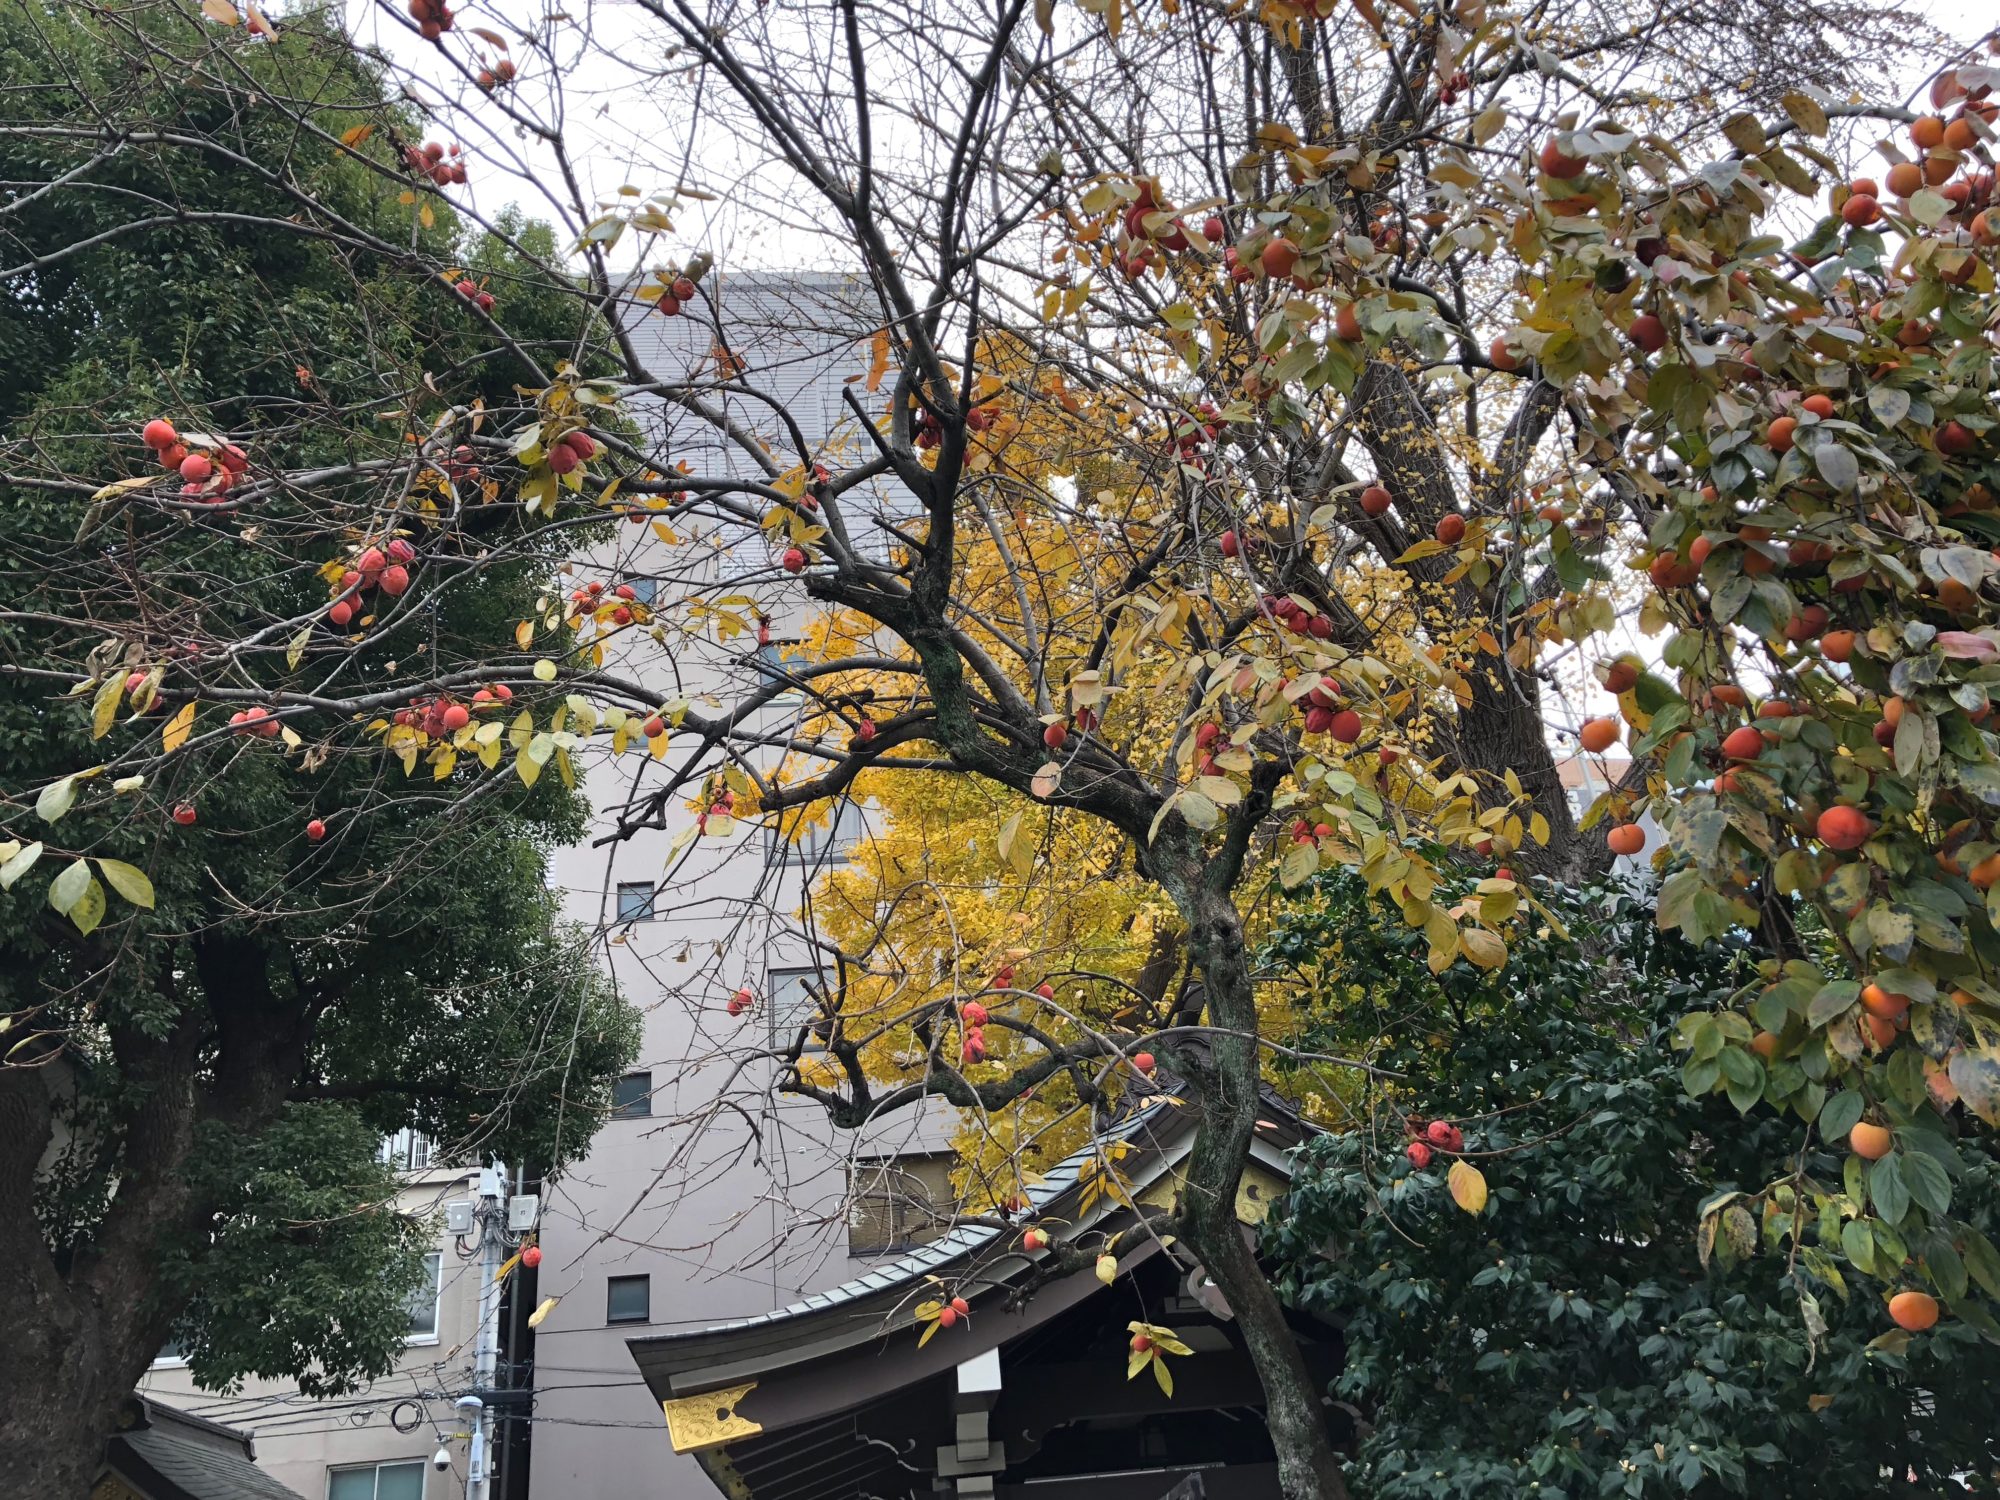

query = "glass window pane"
[612,1072,652,1119]
[328,1470,378,1500]
[750,640,809,693]
[764,798,865,868]
[405,1252,441,1339]
[767,968,828,1052]
[616,882,655,922]
[606,1275,650,1323]
[374,1463,427,1500]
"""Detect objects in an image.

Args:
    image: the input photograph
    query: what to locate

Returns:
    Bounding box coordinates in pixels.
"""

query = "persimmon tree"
[1265,871,2000,1496]
[7,1,2000,1498]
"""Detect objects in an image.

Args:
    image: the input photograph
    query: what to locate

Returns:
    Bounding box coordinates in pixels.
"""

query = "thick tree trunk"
[0,1064,154,1499]
[1152,854,1351,1500]
[0,937,306,1497]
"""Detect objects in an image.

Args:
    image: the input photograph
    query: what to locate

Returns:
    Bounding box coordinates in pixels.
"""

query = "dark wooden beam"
[997,1463,1279,1500]
[997,1341,1341,1447]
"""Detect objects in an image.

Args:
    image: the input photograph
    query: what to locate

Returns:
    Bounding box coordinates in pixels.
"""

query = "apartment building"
[522,272,955,1498]
[139,1134,491,1500]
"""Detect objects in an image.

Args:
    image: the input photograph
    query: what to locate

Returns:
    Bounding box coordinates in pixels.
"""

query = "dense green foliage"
[1263,872,2000,1498]
[1,4,633,1402]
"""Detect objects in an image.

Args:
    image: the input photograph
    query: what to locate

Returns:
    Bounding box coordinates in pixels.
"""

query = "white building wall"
[526,273,949,1498]
[139,1157,485,1500]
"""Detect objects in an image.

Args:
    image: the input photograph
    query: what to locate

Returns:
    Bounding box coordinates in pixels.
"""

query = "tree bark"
[0,935,313,1497]
[0,1062,145,1499]
[1150,845,1351,1500]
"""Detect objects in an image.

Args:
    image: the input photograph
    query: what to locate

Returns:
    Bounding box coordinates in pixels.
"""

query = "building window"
[377,1129,433,1172]
[750,639,812,698]
[625,576,659,605]
[763,798,866,868]
[606,1274,651,1324]
[612,1071,652,1119]
[767,966,831,1052]
[328,1461,426,1500]
[405,1252,443,1343]
[848,1155,957,1256]
[151,1331,190,1368]
[616,882,656,922]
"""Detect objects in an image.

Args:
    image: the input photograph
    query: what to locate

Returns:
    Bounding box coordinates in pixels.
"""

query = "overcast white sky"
[339,0,1998,275]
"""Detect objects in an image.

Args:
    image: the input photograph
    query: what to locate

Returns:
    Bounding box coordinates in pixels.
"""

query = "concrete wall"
[139,1159,485,1500]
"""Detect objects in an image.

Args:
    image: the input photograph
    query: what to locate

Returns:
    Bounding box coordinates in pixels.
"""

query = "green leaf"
[47,856,91,914]
[1807,980,1860,1027]
[1840,1217,1876,1275]
[1948,1046,2000,1125]
[1869,1155,1911,1227]
[68,875,106,936]
[1819,1089,1864,1141]
[0,841,44,889]
[96,859,156,910]
[36,776,77,824]
[1868,385,1911,426]
[1963,1228,2000,1301]
[1813,440,1859,492]
[1901,1150,1952,1217]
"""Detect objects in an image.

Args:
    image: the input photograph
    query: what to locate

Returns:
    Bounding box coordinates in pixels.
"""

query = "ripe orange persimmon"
[1849,1121,1894,1159]
[1889,1291,1940,1331]
[1721,726,1766,760]
[1861,983,1911,1020]
[1817,805,1873,850]
[1579,717,1619,754]
[1606,823,1645,856]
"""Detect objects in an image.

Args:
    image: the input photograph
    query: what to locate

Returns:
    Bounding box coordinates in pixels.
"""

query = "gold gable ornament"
[663,1382,761,1454]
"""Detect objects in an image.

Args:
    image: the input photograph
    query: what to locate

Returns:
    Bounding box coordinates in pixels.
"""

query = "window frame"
[611,1071,653,1119]
[615,881,657,923]
[327,1459,428,1500]
[748,638,812,700]
[762,797,866,869]
[150,1333,190,1370]
[405,1250,443,1346]
[605,1273,651,1325]
[847,1153,957,1257]
[377,1128,433,1172]
[766,965,831,1053]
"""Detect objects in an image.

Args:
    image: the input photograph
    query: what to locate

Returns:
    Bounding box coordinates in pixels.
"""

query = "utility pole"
[466,1159,507,1500]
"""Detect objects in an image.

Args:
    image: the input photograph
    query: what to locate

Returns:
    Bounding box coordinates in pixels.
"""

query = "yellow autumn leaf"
[340,124,374,147]
[89,473,160,504]
[528,1296,559,1328]
[1447,1159,1488,1214]
[199,0,240,23]
[91,675,122,740]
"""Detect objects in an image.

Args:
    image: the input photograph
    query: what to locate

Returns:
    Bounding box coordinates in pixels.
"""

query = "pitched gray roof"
[107,1398,307,1500]
[638,1091,1203,1354]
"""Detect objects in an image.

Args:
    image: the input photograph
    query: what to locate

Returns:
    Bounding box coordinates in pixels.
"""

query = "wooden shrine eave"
[626,1093,1310,1457]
